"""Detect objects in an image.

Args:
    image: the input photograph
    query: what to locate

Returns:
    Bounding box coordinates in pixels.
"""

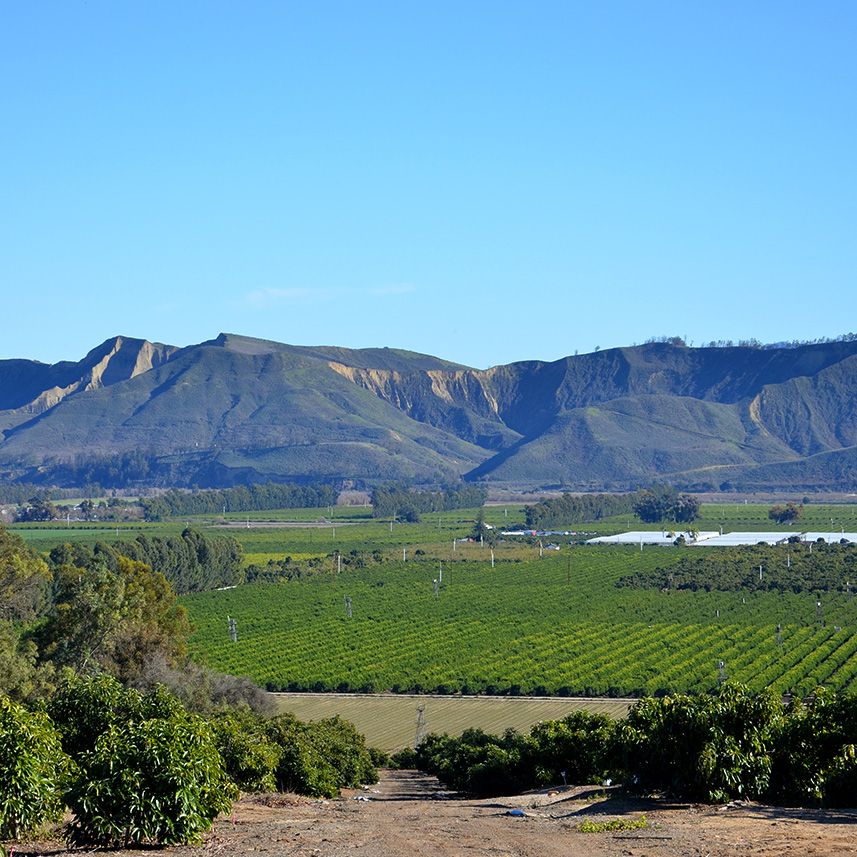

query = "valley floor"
[13,769,857,857]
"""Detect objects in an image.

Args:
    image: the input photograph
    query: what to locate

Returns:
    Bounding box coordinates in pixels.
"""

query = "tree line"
[619,539,857,594]
[0,522,380,845]
[2,675,379,845]
[370,483,487,521]
[523,486,700,530]
[412,683,857,806]
[140,482,339,521]
[524,492,637,529]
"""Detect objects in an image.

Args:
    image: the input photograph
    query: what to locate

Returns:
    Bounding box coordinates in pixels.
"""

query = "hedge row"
[414,683,857,806]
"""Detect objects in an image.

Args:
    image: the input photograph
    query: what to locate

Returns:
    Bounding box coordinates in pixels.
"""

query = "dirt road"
[12,769,857,857]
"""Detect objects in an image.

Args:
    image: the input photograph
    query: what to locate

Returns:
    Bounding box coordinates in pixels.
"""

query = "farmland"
[12,501,857,702]
[175,502,857,700]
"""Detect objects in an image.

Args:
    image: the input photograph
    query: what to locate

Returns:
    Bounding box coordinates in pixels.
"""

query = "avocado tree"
[52,676,236,847]
[0,696,67,840]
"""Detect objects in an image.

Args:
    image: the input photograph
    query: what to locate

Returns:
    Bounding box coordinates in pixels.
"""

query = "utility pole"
[414,706,427,749]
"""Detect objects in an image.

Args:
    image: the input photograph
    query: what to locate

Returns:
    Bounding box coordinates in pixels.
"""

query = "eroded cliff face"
[327,363,495,415]
[3,337,178,418]
[326,362,523,450]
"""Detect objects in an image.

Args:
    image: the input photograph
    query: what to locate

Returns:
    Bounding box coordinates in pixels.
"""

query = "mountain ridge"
[2,334,857,492]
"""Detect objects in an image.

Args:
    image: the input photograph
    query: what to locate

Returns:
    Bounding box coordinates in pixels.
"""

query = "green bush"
[769,687,857,806]
[263,713,377,798]
[265,713,341,797]
[528,710,616,787]
[416,728,533,797]
[389,746,418,769]
[50,675,236,846]
[620,683,783,802]
[65,712,236,846]
[0,696,67,840]
[209,709,280,793]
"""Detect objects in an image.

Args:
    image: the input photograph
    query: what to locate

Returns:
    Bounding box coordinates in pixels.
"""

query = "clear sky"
[3,2,855,369]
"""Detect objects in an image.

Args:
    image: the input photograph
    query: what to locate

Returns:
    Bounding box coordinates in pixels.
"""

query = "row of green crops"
[181,546,857,698]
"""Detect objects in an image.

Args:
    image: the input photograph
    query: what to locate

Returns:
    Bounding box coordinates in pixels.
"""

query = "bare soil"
[11,770,857,857]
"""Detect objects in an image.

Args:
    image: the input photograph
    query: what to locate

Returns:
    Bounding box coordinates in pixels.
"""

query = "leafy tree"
[264,713,377,798]
[633,485,678,524]
[0,623,56,701]
[528,710,616,787]
[35,555,190,682]
[64,696,236,845]
[35,562,127,675]
[634,485,700,526]
[0,696,67,840]
[524,492,636,529]
[769,687,857,806]
[208,710,281,793]
[673,494,701,524]
[18,497,58,522]
[619,684,783,802]
[50,676,236,846]
[769,502,803,525]
[0,525,52,621]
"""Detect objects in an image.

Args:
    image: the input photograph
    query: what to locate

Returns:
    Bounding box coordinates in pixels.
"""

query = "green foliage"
[633,486,699,525]
[371,483,487,520]
[578,815,649,832]
[183,544,857,698]
[17,497,59,523]
[35,553,190,681]
[525,492,636,529]
[769,687,857,806]
[0,696,67,840]
[0,526,51,622]
[65,713,235,846]
[769,502,803,525]
[208,709,280,793]
[51,676,236,847]
[619,684,784,802]
[141,482,339,521]
[389,746,418,769]
[620,541,857,594]
[264,713,377,798]
[109,527,243,594]
[416,712,616,798]
[528,710,616,787]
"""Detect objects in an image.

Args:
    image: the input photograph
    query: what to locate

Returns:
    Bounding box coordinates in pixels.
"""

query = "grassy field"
[274,693,634,752]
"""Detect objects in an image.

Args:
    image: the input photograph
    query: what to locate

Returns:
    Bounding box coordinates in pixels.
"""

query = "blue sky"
[3,2,855,368]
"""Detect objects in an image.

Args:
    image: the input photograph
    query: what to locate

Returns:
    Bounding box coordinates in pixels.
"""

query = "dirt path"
[11,770,857,857]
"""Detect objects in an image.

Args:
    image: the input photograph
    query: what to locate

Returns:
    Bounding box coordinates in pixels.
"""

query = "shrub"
[209,709,280,793]
[65,712,236,846]
[528,710,616,787]
[0,696,67,840]
[769,687,857,806]
[264,713,377,798]
[50,675,236,846]
[620,683,783,802]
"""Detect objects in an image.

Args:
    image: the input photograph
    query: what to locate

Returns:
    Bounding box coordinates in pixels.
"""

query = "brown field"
[274,692,634,751]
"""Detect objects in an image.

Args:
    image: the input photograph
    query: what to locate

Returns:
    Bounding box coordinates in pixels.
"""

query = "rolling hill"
[2,333,857,491]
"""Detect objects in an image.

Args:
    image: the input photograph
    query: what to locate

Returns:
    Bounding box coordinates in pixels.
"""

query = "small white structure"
[587,530,718,546]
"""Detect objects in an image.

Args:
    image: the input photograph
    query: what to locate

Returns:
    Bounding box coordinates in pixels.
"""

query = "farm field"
[12,501,857,701]
[181,543,857,700]
[273,692,633,752]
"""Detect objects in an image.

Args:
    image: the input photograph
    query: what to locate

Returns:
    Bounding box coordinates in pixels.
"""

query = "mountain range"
[2,333,857,492]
